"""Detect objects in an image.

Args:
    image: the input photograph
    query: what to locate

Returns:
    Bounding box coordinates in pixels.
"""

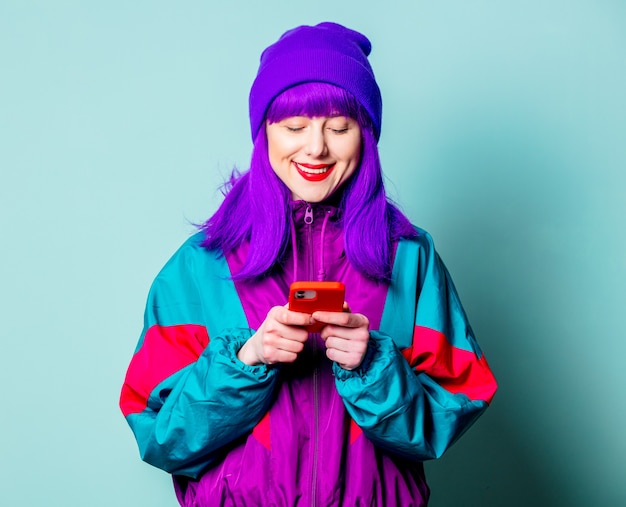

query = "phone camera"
[295,290,306,299]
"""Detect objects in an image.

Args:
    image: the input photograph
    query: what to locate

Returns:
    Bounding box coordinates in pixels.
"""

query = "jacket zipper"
[304,203,320,507]
[304,204,314,278]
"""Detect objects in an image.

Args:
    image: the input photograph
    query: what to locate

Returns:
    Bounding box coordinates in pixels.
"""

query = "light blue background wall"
[1,1,624,505]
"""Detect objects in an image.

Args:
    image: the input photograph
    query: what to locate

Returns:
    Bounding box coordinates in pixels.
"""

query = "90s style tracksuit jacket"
[120,202,497,506]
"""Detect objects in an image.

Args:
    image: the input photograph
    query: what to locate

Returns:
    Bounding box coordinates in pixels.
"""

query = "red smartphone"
[288,281,346,332]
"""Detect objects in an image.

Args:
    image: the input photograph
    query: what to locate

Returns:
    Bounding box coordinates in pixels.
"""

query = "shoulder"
[177,231,212,255]
[163,232,219,266]
[398,225,436,256]
[393,225,446,285]
[152,232,229,286]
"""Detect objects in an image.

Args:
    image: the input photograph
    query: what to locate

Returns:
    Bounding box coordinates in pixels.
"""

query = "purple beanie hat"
[249,22,382,141]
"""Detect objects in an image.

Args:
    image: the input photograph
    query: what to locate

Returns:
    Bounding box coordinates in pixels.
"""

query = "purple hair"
[200,83,416,281]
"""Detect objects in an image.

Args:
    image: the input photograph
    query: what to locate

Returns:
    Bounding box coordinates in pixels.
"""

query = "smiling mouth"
[293,162,335,181]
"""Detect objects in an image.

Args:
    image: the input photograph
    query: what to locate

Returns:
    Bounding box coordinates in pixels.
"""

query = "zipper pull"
[304,204,314,225]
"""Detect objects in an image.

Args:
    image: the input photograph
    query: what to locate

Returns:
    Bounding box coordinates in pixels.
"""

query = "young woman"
[120,22,497,506]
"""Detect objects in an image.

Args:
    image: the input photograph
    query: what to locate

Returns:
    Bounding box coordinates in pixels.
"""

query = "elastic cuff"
[212,328,275,380]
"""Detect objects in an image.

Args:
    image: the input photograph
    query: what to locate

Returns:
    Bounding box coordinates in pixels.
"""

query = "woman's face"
[266,115,361,202]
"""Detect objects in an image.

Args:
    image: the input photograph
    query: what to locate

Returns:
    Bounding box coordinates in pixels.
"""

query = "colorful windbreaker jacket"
[120,202,497,507]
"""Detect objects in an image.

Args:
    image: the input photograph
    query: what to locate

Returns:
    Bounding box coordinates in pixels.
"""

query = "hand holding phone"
[288,281,345,332]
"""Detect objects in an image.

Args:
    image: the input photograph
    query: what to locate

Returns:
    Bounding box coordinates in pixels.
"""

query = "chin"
[296,191,333,203]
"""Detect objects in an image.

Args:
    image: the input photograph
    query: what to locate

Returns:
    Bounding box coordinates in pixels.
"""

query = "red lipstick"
[298,163,331,169]
[293,162,335,182]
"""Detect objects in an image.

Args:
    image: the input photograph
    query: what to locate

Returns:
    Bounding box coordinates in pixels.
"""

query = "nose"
[304,126,328,158]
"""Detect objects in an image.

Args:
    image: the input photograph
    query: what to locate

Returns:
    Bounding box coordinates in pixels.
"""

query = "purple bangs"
[266,82,373,132]
[201,82,415,281]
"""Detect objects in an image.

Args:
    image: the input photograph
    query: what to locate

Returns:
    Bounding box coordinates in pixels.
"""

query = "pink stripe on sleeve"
[120,324,209,417]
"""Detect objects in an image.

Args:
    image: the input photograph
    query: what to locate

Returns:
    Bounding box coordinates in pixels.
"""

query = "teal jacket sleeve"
[119,236,279,478]
[334,230,497,460]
